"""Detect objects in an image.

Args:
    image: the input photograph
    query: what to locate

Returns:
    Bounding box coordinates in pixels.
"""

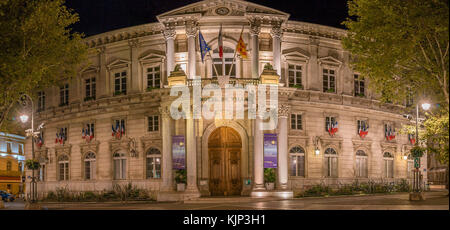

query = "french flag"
[111,125,115,137]
[218,24,223,59]
[90,125,94,140]
[82,127,86,139]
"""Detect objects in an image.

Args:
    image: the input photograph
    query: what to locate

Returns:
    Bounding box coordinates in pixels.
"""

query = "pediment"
[157,0,289,21]
[80,65,99,74]
[107,59,130,70]
[283,47,310,61]
[139,50,166,64]
[318,56,342,66]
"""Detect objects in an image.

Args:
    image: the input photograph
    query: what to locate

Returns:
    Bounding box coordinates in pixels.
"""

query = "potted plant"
[410,146,425,158]
[25,159,40,170]
[264,168,276,190]
[175,169,187,192]
[292,84,304,90]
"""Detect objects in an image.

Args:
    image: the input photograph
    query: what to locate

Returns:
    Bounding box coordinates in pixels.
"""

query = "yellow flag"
[236,35,248,59]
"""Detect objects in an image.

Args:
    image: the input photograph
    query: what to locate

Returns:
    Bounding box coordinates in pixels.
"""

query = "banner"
[172,135,186,170]
[263,133,278,168]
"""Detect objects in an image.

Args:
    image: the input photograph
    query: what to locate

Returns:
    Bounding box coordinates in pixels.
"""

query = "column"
[271,23,283,76]
[250,20,261,79]
[308,37,319,91]
[277,104,289,189]
[186,115,199,193]
[160,105,174,191]
[129,39,141,94]
[98,46,108,98]
[164,27,176,79]
[253,116,264,189]
[186,22,197,80]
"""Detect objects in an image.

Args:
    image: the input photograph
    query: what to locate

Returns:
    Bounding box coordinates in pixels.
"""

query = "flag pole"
[199,27,220,78]
[227,25,245,78]
[220,24,225,78]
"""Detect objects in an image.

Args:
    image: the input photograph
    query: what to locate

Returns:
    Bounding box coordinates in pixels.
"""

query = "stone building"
[0,132,25,195]
[24,0,427,201]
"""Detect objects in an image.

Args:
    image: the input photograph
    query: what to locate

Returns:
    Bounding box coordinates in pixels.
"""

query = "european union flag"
[199,31,211,63]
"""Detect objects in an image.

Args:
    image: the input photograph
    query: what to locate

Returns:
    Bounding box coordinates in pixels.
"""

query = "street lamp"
[19,94,37,203]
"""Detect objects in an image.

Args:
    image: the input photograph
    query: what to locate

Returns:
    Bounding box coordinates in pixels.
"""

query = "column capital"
[128,38,140,49]
[278,104,290,118]
[249,20,261,36]
[159,105,171,118]
[163,27,176,40]
[185,21,198,38]
[270,26,283,39]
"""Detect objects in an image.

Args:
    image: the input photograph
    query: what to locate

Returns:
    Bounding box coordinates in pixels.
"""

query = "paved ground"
[1,191,448,210]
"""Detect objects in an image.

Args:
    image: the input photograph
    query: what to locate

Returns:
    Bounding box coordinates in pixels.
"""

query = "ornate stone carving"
[129,137,138,158]
[270,25,283,39]
[79,141,100,156]
[278,104,290,118]
[163,27,176,40]
[55,144,72,157]
[128,38,139,48]
[159,105,171,118]
[249,20,261,36]
[185,21,198,38]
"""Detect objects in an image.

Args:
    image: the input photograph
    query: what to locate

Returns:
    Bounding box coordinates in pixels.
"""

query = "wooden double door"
[208,127,242,196]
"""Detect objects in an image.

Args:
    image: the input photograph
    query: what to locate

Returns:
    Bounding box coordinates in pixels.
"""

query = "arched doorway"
[208,127,242,196]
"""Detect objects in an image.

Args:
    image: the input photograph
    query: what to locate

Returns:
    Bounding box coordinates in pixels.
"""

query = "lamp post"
[20,94,37,203]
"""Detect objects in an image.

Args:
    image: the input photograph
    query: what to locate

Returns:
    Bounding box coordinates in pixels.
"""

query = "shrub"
[303,184,332,197]
[264,168,276,183]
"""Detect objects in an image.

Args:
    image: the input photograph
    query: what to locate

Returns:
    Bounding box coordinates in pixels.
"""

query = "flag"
[82,128,86,139]
[218,24,223,59]
[199,30,211,63]
[55,132,59,144]
[115,122,120,139]
[90,125,94,140]
[112,125,115,137]
[236,34,248,59]
[121,121,125,136]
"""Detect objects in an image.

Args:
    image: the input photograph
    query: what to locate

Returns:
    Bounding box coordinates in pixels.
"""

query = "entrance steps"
[183,196,279,204]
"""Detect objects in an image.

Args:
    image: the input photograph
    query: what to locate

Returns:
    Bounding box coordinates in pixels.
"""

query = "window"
[37,91,45,111]
[148,116,159,132]
[146,148,161,179]
[84,152,96,180]
[83,123,95,140]
[113,152,127,180]
[56,127,68,143]
[325,117,337,132]
[290,114,302,130]
[290,146,305,177]
[112,119,126,138]
[147,66,161,89]
[357,120,369,136]
[288,64,302,87]
[407,154,414,179]
[383,152,394,178]
[39,163,45,182]
[58,155,69,181]
[384,124,396,141]
[212,47,235,78]
[59,84,69,106]
[324,148,338,177]
[114,71,127,95]
[6,161,11,171]
[356,150,368,178]
[354,74,365,97]
[85,77,96,100]
[323,69,336,93]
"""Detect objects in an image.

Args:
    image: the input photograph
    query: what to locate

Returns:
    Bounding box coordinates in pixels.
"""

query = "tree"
[342,0,449,107]
[0,0,88,131]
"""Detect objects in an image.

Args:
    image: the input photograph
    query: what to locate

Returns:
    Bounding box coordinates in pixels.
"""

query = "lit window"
[324,148,338,177]
[288,64,302,88]
[290,114,302,130]
[356,150,368,178]
[148,116,159,132]
[212,47,235,78]
[58,155,69,181]
[146,148,161,179]
[84,152,96,180]
[147,66,161,89]
[290,146,305,177]
[113,152,127,180]
[323,69,336,93]
[383,152,394,178]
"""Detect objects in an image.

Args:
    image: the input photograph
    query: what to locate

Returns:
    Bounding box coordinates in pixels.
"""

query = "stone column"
[271,24,283,76]
[277,104,290,189]
[253,116,264,190]
[98,46,108,98]
[185,115,199,194]
[160,105,174,191]
[250,20,261,79]
[186,22,197,80]
[164,27,176,80]
[129,39,141,94]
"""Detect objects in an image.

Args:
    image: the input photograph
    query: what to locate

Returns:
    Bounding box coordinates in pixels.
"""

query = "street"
[1,191,448,210]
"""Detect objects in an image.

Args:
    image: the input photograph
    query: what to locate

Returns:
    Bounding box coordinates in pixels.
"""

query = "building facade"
[0,132,25,195]
[25,0,427,200]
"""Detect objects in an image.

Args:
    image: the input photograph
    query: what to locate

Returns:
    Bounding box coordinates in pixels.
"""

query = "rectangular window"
[148,116,159,132]
[85,161,91,180]
[39,164,45,181]
[325,117,336,132]
[147,66,161,89]
[37,91,45,111]
[290,114,302,130]
[290,155,305,177]
[212,58,236,78]
[59,84,69,106]
[288,64,302,88]
[357,120,368,134]
[114,71,127,95]
[85,77,96,100]
[356,157,368,178]
[84,123,95,139]
[354,74,365,97]
[113,159,127,179]
[59,162,69,181]
[323,69,336,93]
[383,159,394,178]
[325,156,338,177]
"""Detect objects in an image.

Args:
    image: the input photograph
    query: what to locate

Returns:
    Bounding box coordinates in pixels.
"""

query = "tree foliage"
[342,0,449,106]
[423,111,449,164]
[0,0,88,131]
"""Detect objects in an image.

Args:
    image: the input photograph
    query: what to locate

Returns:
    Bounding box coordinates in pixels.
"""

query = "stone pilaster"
[163,27,176,80]
[271,23,283,76]
[277,104,290,189]
[159,105,174,192]
[249,20,261,79]
[128,39,141,94]
[253,116,264,190]
[185,21,198,80]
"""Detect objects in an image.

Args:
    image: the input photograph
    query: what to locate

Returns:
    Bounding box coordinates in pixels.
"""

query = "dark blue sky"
[66,0,349,37]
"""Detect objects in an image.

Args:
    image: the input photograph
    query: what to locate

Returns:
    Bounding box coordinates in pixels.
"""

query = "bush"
[264,168,276,183]
[302,184,332,197]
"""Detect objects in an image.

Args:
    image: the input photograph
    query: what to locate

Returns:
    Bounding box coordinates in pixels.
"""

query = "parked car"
[0,190,15,202]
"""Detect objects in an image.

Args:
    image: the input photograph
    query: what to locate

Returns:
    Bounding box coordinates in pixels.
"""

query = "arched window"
[356,150,368,178]
[6,161,11,171]
[407,154,414,179]
[212,47,236,78]
[383,152,394,178]
[146,148,162,179]
[113,152,127,180]
[84,152,96,180]
[39,163,46,182]
[324,148,338,177]
[290,146,305,177]
[58,155,69,181]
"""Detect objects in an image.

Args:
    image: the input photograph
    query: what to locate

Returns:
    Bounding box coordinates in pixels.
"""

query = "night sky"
[65,0,349,37]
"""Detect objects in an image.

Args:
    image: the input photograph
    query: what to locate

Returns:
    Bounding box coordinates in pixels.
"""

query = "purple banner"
[263,133,278,168]
[172,135,185,170]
